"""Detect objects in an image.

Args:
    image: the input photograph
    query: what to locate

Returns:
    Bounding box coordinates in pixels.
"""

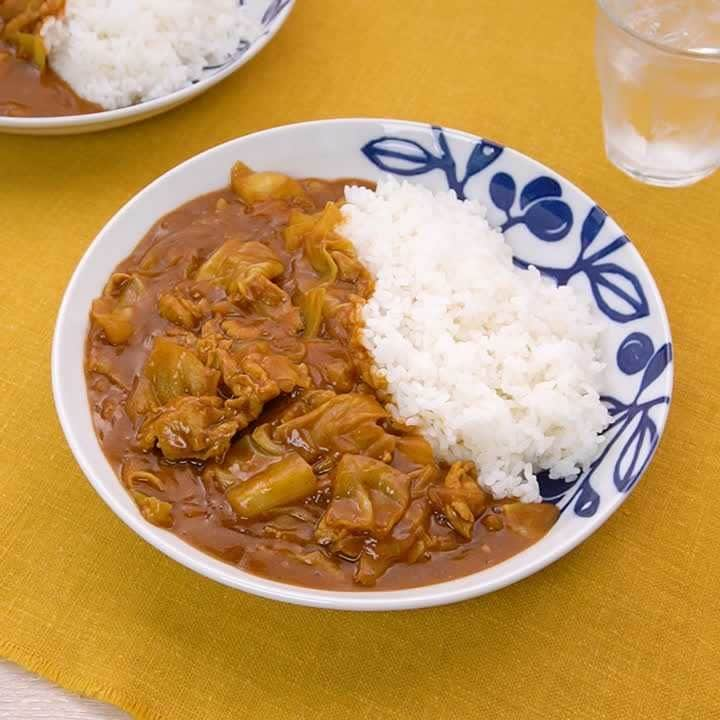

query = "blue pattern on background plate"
[261,0,293,24]
[203,0,293,72]
[362,125,672,518]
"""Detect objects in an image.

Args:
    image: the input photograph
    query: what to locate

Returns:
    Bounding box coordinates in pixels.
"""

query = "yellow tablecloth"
[1,1,719,718]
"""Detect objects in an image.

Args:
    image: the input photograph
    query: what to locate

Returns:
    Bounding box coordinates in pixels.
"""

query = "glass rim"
[597,0,720,60]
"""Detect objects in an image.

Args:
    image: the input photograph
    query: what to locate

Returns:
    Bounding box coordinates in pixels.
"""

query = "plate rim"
[51,117,674,610]
[0,0,295,133]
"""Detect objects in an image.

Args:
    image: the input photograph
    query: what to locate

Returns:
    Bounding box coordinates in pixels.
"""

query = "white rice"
[42,0,261,110]
[341,179,610,503]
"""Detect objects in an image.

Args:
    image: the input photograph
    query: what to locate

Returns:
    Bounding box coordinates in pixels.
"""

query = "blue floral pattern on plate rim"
[51,118,675,607]
[202,0,294,73]
[361,123,673,518]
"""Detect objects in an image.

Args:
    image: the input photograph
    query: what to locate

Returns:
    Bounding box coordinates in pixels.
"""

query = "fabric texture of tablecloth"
[1,1,719,718]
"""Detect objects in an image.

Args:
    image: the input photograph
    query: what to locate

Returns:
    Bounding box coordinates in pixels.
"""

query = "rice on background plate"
[42,0,261,110]
[341,179,610,503]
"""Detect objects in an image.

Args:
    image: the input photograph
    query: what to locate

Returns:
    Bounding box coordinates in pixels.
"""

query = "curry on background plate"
[0,0,99,116]
[85,165,559,591]
[0,0,261,118]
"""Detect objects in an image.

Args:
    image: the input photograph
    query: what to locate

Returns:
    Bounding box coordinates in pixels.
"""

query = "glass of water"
[596,0,720,186]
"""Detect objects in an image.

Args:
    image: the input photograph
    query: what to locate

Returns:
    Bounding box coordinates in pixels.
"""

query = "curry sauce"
[85,167,559,590]
[0,2,100,117]
[0,41,99,116]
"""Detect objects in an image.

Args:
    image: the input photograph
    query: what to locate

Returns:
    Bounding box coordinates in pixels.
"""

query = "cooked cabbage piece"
[1,0,63,70]
[300,286,326,338]
[275,393,395,461]
[320,454,410,537]
[196,239,284,296]
[284,203,343,251]
[144,336,219,405]
[284,203,358,286]
[227,452,317,518]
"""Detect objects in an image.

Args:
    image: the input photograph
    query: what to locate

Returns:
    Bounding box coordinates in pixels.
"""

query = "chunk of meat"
[130,492,173,528]
[322,293,366,346]
[203,434,280,492]
[354,499,432,586]
[219,319,265,341]
[257,509,320,545]
[275,393,396,462]
[208,266,304,336]
[194,318,308,427]
[259,353,310,392]
[137,396,238,461]
[303,339,357,392]
[157,290,209,330]
[408,465,442,499]
[317,454,410,540]
[428,461,490,539]
[217,345,308,396]
[326,534,366,562]
[204,341,310,424]
[230,271,290,311]
[126,377,157,420]
[222,308,304,349]
[120,466,174,527]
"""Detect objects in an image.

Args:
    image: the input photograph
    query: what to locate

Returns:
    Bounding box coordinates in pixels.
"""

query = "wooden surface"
[0,662,126,719]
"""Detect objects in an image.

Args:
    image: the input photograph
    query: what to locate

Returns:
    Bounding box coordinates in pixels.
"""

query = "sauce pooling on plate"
[84,165,559,590]
[0,2,101,117]
[0,42,100,116]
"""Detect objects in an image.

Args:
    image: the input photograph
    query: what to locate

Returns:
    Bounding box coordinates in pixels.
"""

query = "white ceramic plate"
[0,0,294,136]
[52,119,673,610]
